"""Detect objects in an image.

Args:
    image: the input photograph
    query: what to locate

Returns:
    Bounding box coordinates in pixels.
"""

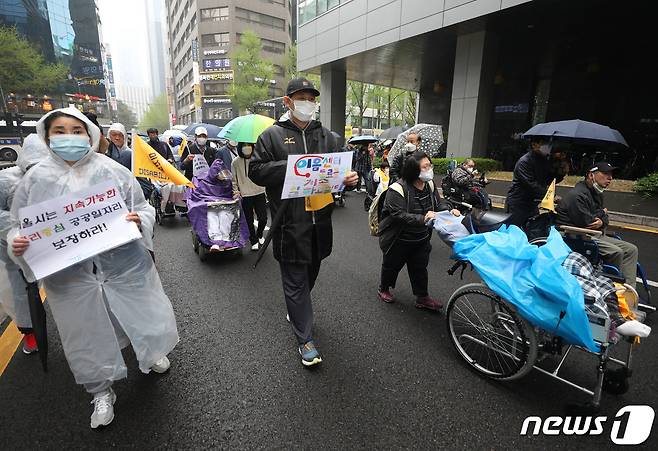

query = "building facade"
[165,0,294,127]
[0,0,108,119]
[115,85,152,123]
[297,0,658,177]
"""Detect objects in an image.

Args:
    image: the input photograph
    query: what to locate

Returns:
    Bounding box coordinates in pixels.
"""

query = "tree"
[116,100,138,131]
[0,26,69,110]
[229,30,274,114]
[138,93,169,132]
[285,44,298,80]
[348,81,370,134]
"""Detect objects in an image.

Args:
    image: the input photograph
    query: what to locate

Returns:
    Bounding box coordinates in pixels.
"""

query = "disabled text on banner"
[133,135,194,187]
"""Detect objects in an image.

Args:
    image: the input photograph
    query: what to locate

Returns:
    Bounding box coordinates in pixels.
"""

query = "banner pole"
[131,128,135,211]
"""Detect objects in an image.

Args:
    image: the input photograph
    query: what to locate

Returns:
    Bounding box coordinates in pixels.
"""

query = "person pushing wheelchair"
[556,161,638,287]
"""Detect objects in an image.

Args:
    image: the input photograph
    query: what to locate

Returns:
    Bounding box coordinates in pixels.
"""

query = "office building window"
[235,7,285,30]
[299,0,340,24]
[203,83,229,96]
[202,32,230,46]
[258,0,285,4]
[201,7,229,21]
[205,107,233,120]
[238,34,285,54]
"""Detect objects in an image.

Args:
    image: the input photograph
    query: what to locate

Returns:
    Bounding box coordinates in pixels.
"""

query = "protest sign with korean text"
[192,154,210,177]
[281,151,353,199]
[18,181,143,279]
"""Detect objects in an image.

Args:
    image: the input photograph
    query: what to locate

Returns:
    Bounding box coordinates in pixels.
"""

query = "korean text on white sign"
[17,180,142,279]
[281,151,353,200]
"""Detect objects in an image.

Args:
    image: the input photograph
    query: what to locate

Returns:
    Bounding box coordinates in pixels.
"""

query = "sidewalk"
[439,177,658,231]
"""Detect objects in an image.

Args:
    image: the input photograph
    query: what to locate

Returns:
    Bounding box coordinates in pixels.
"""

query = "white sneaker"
[286,313,290,323]
[258,237,265,245]
[210,244,220,251]
[151,356,171,374]
[251,243,259,251]
[90,388,116,429]
[264,226,270,232]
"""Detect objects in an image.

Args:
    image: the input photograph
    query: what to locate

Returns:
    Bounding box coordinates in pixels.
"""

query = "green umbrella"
[218,114,275,143]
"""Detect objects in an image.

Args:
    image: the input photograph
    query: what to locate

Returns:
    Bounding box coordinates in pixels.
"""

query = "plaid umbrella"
[386,124,444,165]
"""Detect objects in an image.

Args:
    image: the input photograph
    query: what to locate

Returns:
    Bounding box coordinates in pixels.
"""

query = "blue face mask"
[49,134,91,162]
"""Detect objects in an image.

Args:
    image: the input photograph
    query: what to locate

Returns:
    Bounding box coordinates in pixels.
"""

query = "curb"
[487,194,658,230]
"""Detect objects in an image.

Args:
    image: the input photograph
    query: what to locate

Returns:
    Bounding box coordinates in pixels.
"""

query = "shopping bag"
[432,211,470,246]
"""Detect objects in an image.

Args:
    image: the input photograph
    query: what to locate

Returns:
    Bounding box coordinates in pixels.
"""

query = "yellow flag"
[133,135,194,187]
[178,136,187,156]
[305,193,334,211]
[540,179,556,213]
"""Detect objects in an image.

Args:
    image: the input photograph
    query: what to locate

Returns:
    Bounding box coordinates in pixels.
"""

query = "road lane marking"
[0,288,46,377]
[0,322,22,376]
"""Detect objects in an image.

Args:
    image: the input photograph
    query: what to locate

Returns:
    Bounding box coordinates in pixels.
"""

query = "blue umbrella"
[183,123,223,138]
[522,119,628,147]
[348,135,378,144]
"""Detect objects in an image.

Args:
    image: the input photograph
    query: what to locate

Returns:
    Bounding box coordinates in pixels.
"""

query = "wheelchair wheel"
[446,283,538,381]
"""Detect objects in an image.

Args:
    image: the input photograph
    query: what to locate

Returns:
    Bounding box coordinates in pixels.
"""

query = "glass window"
[299,0,340,24]
[201,33,230,46]
[200,7,229,22]
[203,83,229,95]
[205,106,233,120]
[235,7,285,30]
[237,34,285,54]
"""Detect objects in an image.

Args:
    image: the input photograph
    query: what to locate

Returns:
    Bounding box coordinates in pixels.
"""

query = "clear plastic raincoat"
[0,134,50,328]
[8,108,179,384]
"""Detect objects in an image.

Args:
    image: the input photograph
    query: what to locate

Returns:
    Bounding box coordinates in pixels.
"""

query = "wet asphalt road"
[1,191,657,449]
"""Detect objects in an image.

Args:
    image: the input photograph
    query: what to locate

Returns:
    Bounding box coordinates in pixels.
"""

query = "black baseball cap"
[286,77,320,97]
[589,162,616,173]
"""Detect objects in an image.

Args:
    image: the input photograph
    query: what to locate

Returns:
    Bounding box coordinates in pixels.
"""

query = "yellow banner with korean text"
[133,136,194,187]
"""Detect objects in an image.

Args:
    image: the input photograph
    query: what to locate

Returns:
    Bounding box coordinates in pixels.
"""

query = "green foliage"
[431,158,502,174]
[229,30,274,114]
[116,100,137,131]
[138,93,169,132]
[0,26,69,98]
[634,172,658,197]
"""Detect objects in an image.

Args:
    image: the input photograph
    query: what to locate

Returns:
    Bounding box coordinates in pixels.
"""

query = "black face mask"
[149,137,158,143]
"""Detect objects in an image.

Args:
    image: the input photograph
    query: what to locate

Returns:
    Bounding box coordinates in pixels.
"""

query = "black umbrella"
[522,119,628,147]
[253,200,289,269]
[379,126,406,140]
[24,275,47,372]
[183,123,223,138]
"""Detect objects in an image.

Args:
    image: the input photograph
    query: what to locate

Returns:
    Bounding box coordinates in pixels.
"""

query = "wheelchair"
[149,183,188,225]
[526,213,654,315]
[445,208,649,412]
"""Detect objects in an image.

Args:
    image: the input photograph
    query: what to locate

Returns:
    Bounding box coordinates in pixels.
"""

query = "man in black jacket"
[249,77,358,367]
[147,128,174,163]
[556,162,638,287]
[505,138,567,229]
[389,132,421,184]
[180,126,216,180]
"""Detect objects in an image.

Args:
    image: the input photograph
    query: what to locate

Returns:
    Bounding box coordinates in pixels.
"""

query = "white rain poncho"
[0,134,50,328]
[7,107,179,384]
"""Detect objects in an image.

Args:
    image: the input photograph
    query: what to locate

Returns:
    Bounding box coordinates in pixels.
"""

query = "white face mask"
[593,181,606,193]
[404,143,417,153]
[242,145,253,157]
[197,137,207,146]
[291,100,317,122]
[466,166,474,173]
[419,169,434,182]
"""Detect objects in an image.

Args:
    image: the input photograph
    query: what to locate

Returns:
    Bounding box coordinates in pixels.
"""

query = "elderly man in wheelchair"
[555,161,639,288]
[436,164,652,412]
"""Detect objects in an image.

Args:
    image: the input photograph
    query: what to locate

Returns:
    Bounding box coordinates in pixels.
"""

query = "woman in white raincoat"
[9,107,179,429]
[0,134,50,353]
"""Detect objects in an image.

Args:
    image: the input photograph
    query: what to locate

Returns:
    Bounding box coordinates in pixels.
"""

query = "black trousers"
[380,238,431,297]
[242,193,268,245]
[279,233,322,345]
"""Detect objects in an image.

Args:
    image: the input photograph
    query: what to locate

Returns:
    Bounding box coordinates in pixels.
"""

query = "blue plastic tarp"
[452,225,598,352]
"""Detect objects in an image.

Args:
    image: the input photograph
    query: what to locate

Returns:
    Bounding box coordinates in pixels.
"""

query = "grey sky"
[97,0,151,87]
